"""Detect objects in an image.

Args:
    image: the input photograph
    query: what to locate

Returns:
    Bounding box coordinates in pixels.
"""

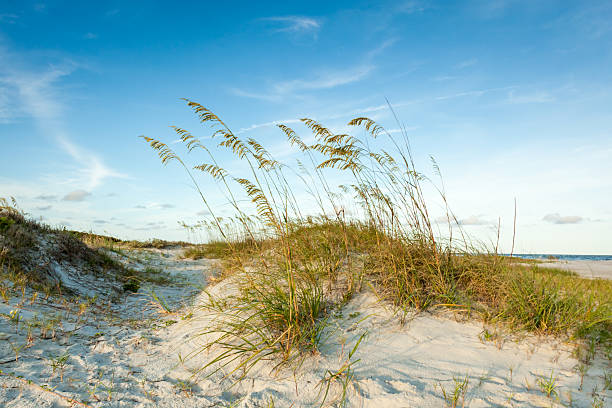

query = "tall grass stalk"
[142,100,612,381]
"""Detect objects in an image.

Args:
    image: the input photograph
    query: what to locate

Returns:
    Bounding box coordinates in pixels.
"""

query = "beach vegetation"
[537,370,559,399]
[142,100,612,388]
[437,373,470,408]
[49,351,70,382]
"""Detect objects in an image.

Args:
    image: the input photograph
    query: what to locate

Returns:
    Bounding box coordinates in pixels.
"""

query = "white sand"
[1,249,609,407]
[536,260,612,280]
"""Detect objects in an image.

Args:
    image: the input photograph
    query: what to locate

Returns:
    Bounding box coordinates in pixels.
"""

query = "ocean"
[508,254,612,261]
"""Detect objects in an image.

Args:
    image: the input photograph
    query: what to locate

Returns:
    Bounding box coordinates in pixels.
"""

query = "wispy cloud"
[396,1,426,14]
[237,118,302,134]
[83,32,98,40]
[547,3,612,40]
[455,58,478,69]
[507,89,555,104]
[63,190,91,202]
[434,214,492,226]
[262,16,321,35]
[0,13,19,24]
[458,215,491,226]
[433,75,456,82]
[471,0,522,19]
[275,65,373,94]
[0,46,127,190]
[543,213,583,225]
[34,194,57,200]
[232,65,373,102]
[435,85,516,101]
[134,220,166,231]
[133,202,176,210]
[0,58,76,121]
[57,136,126,190]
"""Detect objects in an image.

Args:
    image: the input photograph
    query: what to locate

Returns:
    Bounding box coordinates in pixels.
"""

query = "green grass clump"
[142,100,611,384]
[73,231,189,250]
[0,198,144,299]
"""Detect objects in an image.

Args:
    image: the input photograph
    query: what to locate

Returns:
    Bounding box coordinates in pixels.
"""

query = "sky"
[1,0,611,254]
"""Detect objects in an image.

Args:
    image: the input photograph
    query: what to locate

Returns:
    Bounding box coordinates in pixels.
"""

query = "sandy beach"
[536,260,612,280]
[1,247,609,407]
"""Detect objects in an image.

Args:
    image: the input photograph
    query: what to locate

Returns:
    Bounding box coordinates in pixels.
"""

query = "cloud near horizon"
[62,190,91,202]
[434,214,491,226]
[35,194,57,200]
[543,213,583,224]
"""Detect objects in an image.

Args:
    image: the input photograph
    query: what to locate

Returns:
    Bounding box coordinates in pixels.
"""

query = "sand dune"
[1,248,609,407]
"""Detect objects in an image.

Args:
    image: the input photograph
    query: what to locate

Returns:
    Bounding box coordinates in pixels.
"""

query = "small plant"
[9,341,26,361]
[140,377,156,401]
[7,309,20,325]
[0,216,15,232]
[575,363,588,390]
[123,279,140,293]
[537,370,558,399]
[148,289,172,313]
[592,395,604,408]
[49,352,70,382]
[507,364,515,383]
[0,283,10,303]
[101,370,115,401]
[603,369,611,391]
[318,331,366,407]
[438,374,470,408]
[173,379,195,397]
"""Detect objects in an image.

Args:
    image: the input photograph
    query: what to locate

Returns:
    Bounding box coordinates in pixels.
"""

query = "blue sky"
[1,0,611,254]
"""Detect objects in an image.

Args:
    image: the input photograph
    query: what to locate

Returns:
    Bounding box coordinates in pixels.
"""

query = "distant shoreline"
[506,253,612,261]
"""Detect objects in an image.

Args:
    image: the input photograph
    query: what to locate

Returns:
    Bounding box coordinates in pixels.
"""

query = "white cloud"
[507,90,555,104]
[542,213,583,225]
[278,65,373,94]
[0,46,127,191]
[35,194,57,200]
[458,215,491,226]
[83,32,98,40]
[0,13,18,24]
[63,190,91,202]
[236,118,302,134]
[434,214,491,226]
[57,136,127,190]
[455,58,478,69]
[396,1,425,14]
[435,85,516,101]
[0,59,75,122]
[262,16,321,35]
[232,65,373,101]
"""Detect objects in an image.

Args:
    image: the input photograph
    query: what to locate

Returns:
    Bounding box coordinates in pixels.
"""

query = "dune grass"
[0,197,182,298]
[141,100,611,379]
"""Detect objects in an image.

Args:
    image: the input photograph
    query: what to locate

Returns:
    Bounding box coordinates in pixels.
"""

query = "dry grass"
[142,101,611,380]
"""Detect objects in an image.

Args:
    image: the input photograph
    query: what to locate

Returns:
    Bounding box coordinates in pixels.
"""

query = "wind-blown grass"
[143,100,611,380]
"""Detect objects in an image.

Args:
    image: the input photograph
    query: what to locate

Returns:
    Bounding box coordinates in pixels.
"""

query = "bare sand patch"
[537,260,612,280]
